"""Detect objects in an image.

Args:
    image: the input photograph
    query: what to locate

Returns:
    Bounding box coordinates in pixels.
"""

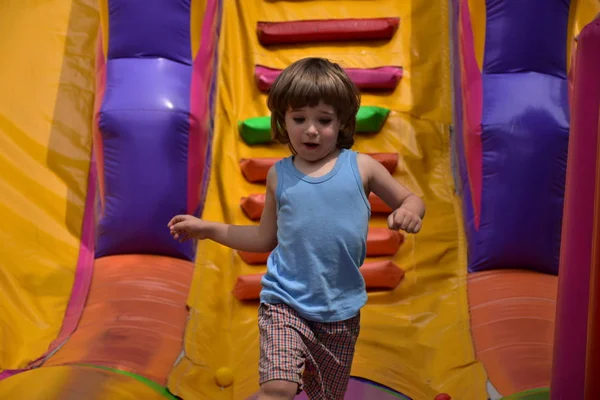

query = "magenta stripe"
[187,0,219,214]
[551,17,600,398]
[44,153,97,354]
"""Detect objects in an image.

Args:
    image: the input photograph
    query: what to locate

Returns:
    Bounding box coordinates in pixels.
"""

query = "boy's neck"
[293,148,342,177]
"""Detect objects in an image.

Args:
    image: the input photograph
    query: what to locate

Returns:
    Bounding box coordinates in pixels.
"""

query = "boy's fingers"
[168,214,189,227]
[414,221,421,233]
[397,214,407,230]
[387,213,396,229]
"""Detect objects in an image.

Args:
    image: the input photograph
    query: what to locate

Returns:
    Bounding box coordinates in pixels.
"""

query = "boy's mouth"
[303,143,319,150]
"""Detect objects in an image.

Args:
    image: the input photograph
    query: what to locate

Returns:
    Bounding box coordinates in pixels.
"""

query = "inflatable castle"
[0,0,599,399]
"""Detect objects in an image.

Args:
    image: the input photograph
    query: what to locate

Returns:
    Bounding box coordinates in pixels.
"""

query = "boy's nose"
[306,125,318,135]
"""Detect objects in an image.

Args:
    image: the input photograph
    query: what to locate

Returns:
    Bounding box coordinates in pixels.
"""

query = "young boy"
[168,57,425,400]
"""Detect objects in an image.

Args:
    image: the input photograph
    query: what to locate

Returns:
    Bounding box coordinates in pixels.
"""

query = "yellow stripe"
[467,0,487,72]
[567,0,600,71]
[99,0,108,57]
[191,0,208,59]
[0,0,97,370]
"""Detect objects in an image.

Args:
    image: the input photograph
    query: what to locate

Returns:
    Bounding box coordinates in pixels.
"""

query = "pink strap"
[255,65,402,92]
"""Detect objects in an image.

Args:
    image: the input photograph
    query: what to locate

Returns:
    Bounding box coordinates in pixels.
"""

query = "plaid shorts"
[258,302,361,400]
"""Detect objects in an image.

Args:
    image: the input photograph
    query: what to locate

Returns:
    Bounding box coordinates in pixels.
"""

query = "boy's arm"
[169,167,279,252]
[358,154,425,231]
[207,167,278,252]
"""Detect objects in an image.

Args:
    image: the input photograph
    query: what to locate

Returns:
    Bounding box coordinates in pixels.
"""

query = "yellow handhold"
[215,367,233,387]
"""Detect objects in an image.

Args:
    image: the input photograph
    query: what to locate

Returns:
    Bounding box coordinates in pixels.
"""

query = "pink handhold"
[255,65,403,92]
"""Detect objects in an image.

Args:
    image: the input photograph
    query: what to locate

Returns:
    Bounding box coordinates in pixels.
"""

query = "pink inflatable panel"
[257,18,400,46]
[255,65,403,91]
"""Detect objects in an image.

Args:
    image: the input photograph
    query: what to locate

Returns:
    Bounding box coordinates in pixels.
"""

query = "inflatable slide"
[0,0,599,400]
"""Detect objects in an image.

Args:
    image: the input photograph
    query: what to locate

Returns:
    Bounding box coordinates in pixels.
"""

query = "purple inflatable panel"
[96,58,195,260]
[457,0,570,274]
[107,0,192,63]
[484,0,570,75]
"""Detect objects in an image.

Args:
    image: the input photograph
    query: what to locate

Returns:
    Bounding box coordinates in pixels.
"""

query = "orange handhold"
[369,192,393,213]
[240,153,399,183]
[232,260,404,300]
[239,157,281,183]
[241,192,392,221]
[240,194,266,220]
[360,260,405,289]
[370,152,399,173]
[238,250,271,265]
[238,228,403,265]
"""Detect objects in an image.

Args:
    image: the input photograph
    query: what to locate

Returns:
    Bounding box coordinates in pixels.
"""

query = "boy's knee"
[258,380,298,400]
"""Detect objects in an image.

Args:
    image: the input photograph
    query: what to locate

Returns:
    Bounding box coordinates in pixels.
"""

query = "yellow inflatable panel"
[567,0,600,70]
[0,0,97,370]
[0,365,171,400]
[168,0,487,399]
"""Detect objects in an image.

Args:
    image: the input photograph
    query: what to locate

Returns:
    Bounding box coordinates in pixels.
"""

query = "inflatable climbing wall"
[169,1,487,399]
[1,0,599,399]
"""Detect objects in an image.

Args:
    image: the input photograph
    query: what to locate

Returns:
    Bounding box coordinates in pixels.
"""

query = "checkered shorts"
[258,302,361,400]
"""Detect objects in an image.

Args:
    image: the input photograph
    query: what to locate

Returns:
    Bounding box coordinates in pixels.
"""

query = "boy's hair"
[267,57,361,150]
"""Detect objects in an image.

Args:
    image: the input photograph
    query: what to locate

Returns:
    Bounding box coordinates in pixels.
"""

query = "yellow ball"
[215,367,233,387]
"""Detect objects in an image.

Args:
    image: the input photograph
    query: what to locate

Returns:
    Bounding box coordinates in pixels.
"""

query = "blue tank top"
[260,149,371,322]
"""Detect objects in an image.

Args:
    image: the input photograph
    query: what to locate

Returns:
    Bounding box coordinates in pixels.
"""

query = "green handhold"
[238,105,390,145]
[355,105,390,133]
[238,117,272,145]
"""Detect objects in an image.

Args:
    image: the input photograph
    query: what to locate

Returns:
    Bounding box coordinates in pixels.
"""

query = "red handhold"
[434,394,451,400]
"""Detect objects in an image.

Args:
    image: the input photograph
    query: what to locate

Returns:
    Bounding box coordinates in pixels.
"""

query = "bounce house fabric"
[0,0,98,375]
[453,0,571,275]
[452,0,599,397]
[95,0,215,262]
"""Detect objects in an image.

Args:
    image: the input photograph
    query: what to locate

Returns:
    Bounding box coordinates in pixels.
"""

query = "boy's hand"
[168,214,210,242]
[387,207,422,234]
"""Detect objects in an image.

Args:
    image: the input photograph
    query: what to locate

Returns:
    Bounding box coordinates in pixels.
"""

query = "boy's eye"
[293,117,305,123]
[319,119,332,125]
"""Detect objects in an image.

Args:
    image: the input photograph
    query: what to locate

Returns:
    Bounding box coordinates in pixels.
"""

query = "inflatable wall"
[452,1,599,398]
[0,0,599,399]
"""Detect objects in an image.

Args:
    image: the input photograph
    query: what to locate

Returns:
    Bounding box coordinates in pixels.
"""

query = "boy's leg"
[258,303,309,400]
[303,313,361,400]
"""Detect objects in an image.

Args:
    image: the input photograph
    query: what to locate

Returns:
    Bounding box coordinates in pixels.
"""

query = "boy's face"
[284,101,341,162]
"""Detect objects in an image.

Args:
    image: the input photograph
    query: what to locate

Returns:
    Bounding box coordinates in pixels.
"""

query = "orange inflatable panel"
[467,270,558,394]
[44,255,194,386]
[257,18,400,46]
[238,227,403,265]
[233,260,405,300]
[241,192,392,220]
[240,153,399,183]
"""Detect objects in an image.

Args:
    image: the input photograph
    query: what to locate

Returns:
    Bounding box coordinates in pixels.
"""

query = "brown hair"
[267,57,361,151]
